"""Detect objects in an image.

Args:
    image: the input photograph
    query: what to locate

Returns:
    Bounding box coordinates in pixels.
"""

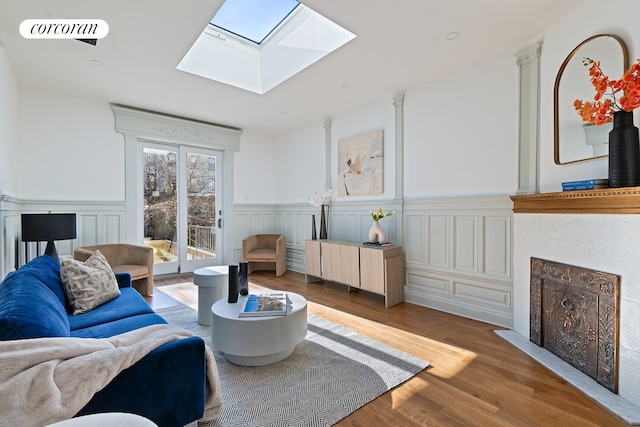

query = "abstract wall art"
[337,129,384,196]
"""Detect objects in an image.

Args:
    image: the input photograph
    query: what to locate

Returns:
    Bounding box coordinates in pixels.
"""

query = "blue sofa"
[0,254,208,427]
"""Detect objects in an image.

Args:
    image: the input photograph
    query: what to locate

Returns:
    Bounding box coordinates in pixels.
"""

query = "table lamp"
[21,213,77,263]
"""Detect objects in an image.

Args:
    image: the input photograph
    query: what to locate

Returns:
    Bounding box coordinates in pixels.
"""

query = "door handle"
[218,218,222,228]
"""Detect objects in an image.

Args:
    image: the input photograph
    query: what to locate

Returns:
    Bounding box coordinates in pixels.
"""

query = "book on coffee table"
[239,293,289,317]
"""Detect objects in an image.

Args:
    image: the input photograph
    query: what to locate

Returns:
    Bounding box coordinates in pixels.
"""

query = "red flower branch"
[574,57,640,125]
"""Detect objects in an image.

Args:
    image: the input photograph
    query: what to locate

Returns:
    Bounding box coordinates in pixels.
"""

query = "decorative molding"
[510,186,640,214]
[111,104,242,150]
[150,125,218,144]
[515,40,543,66]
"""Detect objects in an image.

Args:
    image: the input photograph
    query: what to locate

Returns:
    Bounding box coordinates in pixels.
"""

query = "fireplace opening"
[529,257,620,392]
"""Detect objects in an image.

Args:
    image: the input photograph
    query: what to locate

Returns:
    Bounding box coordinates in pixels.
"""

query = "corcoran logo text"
[19,19,109,39]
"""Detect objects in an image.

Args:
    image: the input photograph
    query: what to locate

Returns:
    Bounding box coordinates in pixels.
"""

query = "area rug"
[156,304,429,427]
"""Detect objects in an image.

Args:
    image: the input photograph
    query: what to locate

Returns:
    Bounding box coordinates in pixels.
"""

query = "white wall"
[538,0,640,192]
[273,122,326,204]
[273,51,520,203]
[234,130,276,204]
[405,53,519,199]
[0,45,18,196]
[17,89,124,201]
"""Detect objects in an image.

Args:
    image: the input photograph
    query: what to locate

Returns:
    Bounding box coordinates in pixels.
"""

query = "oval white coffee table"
[211,291,307,366]
[193,266,229,326]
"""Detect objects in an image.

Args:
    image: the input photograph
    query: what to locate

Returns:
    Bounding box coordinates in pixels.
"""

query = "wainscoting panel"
[428,215,449,268]
[0,197,21,275]
[404,197,513,327]
[78,215,99,246]
[483,215,511,279]
[404,214,425,264]
[452,279,511,308]
[0,196,127,277]
[104,215,122,244]
[2,196,513,328]
[235,208,278,247]
[406,270,449,295]
[453,215,477,273]
[406,268,513,327]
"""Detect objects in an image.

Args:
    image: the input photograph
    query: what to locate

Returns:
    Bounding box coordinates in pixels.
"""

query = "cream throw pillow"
[61,250,121,315]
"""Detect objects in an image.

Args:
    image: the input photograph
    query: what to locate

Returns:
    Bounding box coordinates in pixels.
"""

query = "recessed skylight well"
[177,0,356,94]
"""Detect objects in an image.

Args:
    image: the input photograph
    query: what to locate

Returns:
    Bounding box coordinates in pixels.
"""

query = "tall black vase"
[228,265,239,303]
[239,261,249,294]
[609,110,640,188]
[311,214,317,240]
[319,205,328,239]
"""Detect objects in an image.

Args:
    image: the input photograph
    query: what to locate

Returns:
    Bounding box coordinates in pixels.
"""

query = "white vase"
[368,220,387,243]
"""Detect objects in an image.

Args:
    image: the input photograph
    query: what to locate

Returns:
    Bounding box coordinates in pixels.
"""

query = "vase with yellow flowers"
[574,57,640,187]
[368,208,395,243]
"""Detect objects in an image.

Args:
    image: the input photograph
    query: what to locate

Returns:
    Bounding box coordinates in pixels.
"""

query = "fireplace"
[509,188,640,422]
[529,257,620,392]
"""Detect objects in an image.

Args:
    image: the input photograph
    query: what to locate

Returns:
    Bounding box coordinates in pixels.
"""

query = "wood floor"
[147,271,629,427]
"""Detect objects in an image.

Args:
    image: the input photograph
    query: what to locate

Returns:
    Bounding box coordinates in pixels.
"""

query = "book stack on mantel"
[562,179,608,191]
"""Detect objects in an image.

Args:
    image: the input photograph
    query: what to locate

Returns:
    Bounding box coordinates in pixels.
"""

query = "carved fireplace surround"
[503,187,640,424]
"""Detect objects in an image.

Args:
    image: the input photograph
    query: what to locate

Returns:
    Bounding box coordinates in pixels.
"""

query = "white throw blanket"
[0,324,222,426]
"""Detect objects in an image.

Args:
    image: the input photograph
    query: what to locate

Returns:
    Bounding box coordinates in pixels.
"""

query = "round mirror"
[554,35,628,164]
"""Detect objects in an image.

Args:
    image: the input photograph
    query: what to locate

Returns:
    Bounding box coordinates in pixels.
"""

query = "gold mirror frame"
[554,34,628,164]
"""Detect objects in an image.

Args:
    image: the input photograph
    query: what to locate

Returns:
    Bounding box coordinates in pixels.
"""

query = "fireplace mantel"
[511,186,640,214]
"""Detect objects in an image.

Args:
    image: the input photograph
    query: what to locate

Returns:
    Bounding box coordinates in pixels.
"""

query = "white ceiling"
[0,0,584,135]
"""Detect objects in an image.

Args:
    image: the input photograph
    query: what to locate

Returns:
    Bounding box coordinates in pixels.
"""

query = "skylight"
[177,1,356,94]
[210,0,300,45]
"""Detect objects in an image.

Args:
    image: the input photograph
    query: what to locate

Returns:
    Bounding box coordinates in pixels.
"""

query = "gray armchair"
[242,234,286,276]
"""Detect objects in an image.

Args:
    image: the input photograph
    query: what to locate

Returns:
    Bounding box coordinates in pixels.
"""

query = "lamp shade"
[21,213,77,242]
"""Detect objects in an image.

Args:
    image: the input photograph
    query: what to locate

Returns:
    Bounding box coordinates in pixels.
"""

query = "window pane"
[186,153,217,261]
[210,0,299,44]
[143,148,178,264]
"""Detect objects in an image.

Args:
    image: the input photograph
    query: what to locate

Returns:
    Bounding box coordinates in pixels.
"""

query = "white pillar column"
[515,41,543,195]
[393,93,405,200]
[324,118,332,190]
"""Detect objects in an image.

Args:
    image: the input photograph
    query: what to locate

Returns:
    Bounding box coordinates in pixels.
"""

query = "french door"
[142,143,223,275]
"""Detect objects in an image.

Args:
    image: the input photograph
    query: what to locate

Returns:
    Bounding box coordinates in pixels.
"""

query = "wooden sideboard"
[304,239,404,307]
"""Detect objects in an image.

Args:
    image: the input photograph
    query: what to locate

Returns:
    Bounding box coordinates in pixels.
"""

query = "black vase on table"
[239,261,249,295]
[311,214,317,240]
[608,110,640,188]
[228,265,239,303]
[319,205,328,239]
